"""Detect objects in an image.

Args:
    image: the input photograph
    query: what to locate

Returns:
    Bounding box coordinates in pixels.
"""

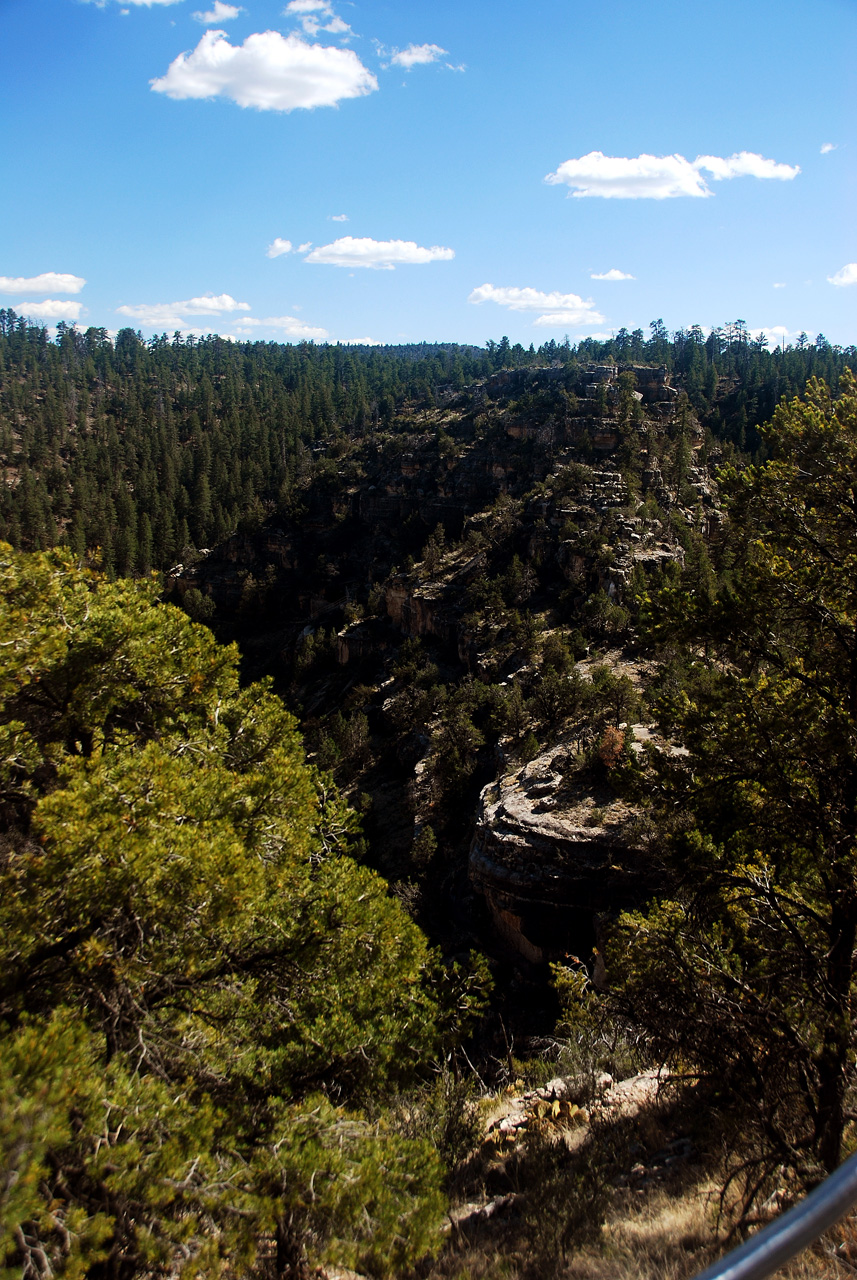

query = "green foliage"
[429,700,485,797]
[390,1068,483,1182]
[1,1015,443,1280]
[617,372,857,1187]
[181,584,216,621]
[0,545,446,1278]
[411,823,438,870]
[0,1016,113,1280]
[0,310,853,569]
[0,317,502,568]
[551,963,640,1093]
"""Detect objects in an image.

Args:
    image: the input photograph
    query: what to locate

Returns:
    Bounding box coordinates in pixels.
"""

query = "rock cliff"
[469,730,661,966]
[170,362,717,967]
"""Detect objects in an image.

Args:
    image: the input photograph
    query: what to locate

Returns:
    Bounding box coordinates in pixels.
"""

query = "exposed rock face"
[173,363,710,638]
[469,742,657,965]
[164,361,723,973]
[384,549,487,653]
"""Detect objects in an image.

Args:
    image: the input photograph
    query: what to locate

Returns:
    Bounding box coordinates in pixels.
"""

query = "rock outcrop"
[469,737,660,965]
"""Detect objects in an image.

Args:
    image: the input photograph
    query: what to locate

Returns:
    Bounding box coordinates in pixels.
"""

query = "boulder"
[469,743,659,964]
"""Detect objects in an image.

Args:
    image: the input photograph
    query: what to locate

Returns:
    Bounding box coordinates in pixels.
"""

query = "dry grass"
[412,1066,857,1280]
[423,1150,857,1280]
[426,1195,857,1280]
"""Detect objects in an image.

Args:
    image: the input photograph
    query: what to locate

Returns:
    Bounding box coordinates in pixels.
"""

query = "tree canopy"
[0,308,852,573]
[617,371,857,1195]
[0,546,446,1279]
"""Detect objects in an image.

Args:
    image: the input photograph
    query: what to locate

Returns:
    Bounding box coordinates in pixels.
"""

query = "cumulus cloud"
[0,272,86,294]
[117,305,187,330]
[590,268,635,281]
[468,284,603,328]
[545,150,799,199]
[390,43,447,69]
[233,315,329,338]
[284,0,351,38]
[547,152,707,199]
[298,241,312,252]
[828,263,857,287]
[116,294,251,328]
[695,152,800,181]
[193,2,243,23]
[266,237,293,258]
[821,142,836,154]
[14,300,84,320]
[151,30,376,111]
[330,213,348,221]
[183,292,250,313]
[304,236,454,269]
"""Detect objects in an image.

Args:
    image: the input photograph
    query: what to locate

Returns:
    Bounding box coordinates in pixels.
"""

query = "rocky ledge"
[469,736,661,965]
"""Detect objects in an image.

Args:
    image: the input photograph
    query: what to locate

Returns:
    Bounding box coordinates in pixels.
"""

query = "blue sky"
[2,0,855,347]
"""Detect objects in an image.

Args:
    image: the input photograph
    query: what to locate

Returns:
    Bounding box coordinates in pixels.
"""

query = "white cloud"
[151,30,376,111]
[330,213,348,221]
[184,292,250,313]
[284,0,351,38]
[304,236,454,269]
[773,282,786,289]
[749,327,815,348]
[590,268,635,281]
[15,300,84,320]
[696,151,800,182]
[545,150,799,199]
[117,304,189,328]
[233,315,329,338]
[193,2,243,23]
[821,142,836,154]
[468,283,603,328]
[390,43,447,69]
[266,237,293,258]
[298,241,312,252]
[532,313,600,329]
[547,152,708,199]
[0,272,86,294]
[828,263,857,287]
[116,294,250,328]
[337,336,381,345]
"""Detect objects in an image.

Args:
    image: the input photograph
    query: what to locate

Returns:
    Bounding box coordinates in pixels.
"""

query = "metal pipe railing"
[691,1150,857,1280]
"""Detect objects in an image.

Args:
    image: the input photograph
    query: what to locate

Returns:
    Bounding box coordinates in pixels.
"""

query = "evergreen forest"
[3,308,857,1280]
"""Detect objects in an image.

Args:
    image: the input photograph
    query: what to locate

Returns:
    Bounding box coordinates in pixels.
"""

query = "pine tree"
[617,372,857,1193]
[0,545,446,1278]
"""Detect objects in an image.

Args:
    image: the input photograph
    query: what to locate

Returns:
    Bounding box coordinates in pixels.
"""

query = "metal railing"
[691,1150,857,1280]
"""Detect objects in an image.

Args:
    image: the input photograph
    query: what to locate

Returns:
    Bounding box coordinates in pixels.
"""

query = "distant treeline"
[0,308,853,575]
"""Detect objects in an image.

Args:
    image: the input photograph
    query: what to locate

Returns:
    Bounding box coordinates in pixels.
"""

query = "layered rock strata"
[469,739,659,965]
